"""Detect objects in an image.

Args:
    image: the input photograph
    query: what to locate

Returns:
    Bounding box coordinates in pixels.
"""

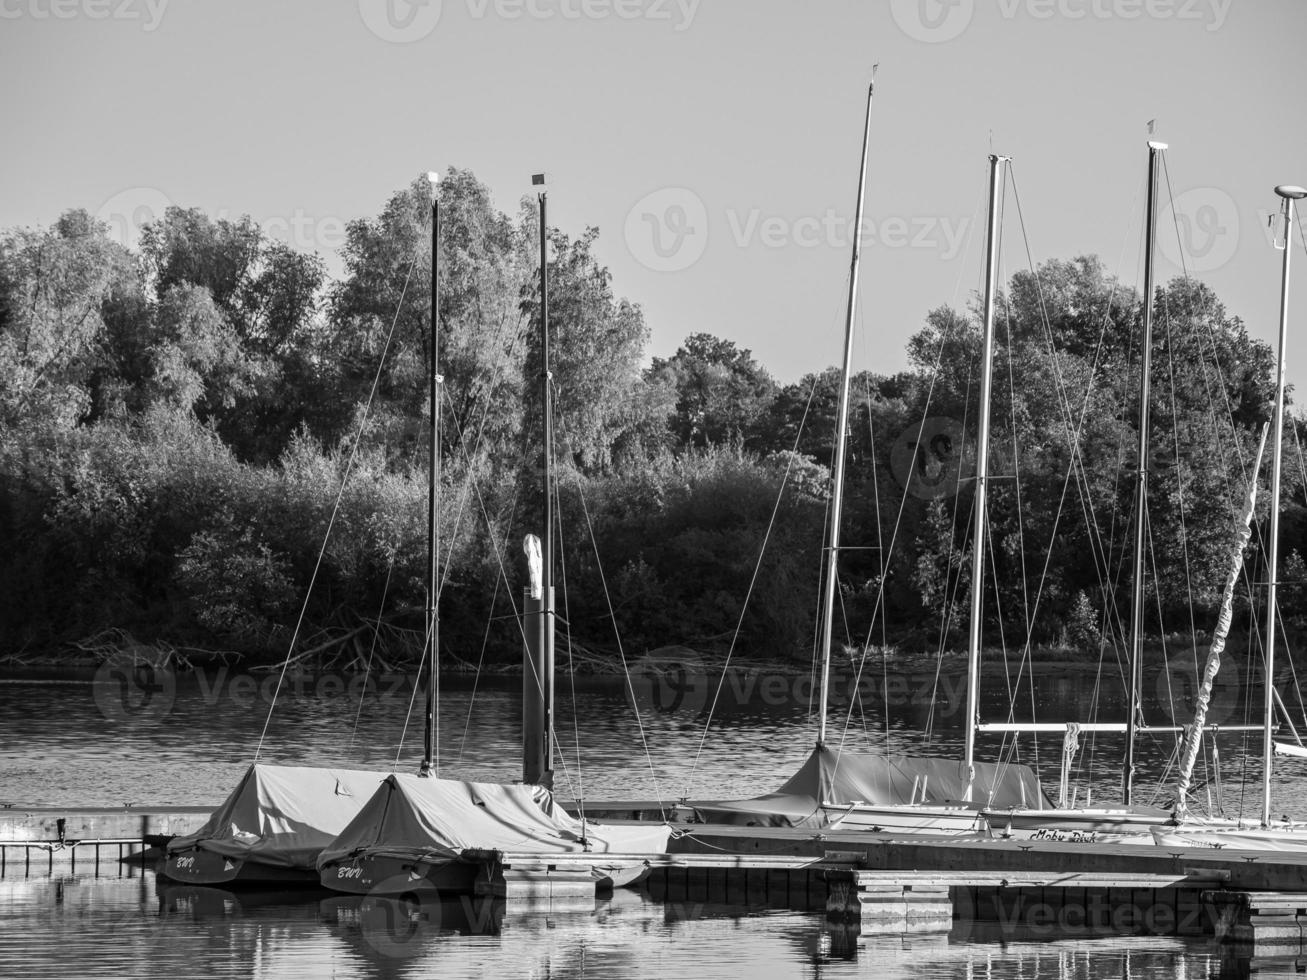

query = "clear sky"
[3,0,1305,393]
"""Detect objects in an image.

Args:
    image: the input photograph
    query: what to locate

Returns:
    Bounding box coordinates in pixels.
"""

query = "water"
[0,873,1257,980]
[0,662,1301,978]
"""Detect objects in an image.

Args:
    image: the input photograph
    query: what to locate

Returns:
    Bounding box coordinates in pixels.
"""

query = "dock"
[8,803,1307,950]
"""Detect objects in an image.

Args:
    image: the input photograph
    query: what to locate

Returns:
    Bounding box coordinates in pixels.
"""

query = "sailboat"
[690,79,1048,834]
[1150,182,1307,851]
[160,175,457,887]
[316,174,670,895]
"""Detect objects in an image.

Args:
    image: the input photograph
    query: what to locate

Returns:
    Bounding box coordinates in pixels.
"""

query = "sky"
[3,0,1306,394]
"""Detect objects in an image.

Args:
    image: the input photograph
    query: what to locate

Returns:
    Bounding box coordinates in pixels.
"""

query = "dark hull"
[320,853,480,896]
[162,845,320,886]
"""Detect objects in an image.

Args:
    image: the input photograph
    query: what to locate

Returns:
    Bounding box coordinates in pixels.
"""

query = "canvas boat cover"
[318,773,670,868]
[167,764,389,869]
[690,746,1051,828]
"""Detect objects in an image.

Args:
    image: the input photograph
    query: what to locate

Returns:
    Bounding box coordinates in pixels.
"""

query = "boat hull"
[1151,825,1307,851]
[983,807,1177,840]
[821,803,988,833]
[319,854,479,896]
[162,845,320,886]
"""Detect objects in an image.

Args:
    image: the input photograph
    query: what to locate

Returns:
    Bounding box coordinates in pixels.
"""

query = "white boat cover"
[691,746,1051,828]
[167,764,389,869]
[318,773,671,867]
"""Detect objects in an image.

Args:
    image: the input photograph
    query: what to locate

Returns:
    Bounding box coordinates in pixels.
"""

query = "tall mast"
[523,174,555,787]
[816,70,877,749]
[421,172,441,777]
[1263,183,1305,825]
[963,153,1008,800]
[1123,140,1165,806]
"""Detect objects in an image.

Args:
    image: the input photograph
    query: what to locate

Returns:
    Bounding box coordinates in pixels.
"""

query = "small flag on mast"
[532,173,546,186]
[1147,119,1156,135]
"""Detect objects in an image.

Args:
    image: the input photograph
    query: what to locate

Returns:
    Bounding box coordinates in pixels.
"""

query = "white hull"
[1150,824,1307,852]
[821,802,988,834]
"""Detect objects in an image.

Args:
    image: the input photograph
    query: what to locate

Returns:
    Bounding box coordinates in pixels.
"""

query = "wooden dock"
[9,804,1307,947]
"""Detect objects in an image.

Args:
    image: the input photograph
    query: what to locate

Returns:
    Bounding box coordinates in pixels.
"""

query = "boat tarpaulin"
[690,745,1051,828]
[166,764,389,869]
[318,773,670,867]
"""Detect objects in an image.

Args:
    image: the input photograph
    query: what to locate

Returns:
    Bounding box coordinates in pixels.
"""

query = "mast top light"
[1275,185,1307,200]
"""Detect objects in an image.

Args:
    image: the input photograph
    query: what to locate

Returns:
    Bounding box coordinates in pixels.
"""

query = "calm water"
[0,871,1265,980]
[1,661,1302,978]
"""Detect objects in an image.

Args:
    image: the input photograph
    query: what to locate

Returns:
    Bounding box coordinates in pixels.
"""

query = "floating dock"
[7,804,1307,949]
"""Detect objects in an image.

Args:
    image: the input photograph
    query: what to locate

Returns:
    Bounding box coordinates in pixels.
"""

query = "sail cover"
[167,764,390,869]
[318,773,670,868]
[690,746,1051,828]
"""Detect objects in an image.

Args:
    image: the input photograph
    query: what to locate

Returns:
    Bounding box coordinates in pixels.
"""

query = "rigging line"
[917,358,974,748]
[849,149,993,731]
[1157,285,1204,689]
[454,497,510,766]
[846,305,876,750]
[535,405,582,808]
[348,559,395,751]
[554,464,586,814]
[395,649,428,767]
[1160,154,1251,484]
[440,396,529,749]
[254,245,420,763]
[859,375,893,743]
[834,310,956,754]
[1003,167,1133,712]
[687,387,821,790]
[571,468,665,808]
[989,171,1034,770]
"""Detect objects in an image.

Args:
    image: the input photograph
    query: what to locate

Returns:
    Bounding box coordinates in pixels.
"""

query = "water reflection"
[0,870,1260,980]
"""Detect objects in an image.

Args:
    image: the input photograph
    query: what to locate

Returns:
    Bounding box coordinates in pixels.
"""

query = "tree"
[648,333,776,450]
[0,210,141,430]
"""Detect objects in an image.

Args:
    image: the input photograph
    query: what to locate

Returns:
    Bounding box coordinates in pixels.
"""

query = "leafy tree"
[648,333,776,450]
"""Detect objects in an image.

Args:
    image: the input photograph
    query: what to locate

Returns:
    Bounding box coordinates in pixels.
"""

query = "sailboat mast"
[1123,140,1165,806]
[539,181,555,787]
[1263,183,1304,825]
[422,175,441,777]
[816,72,876,749]
[523,176,556,788]
[963,153,1008,800]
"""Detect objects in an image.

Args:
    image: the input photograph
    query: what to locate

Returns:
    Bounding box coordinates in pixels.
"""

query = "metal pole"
[1263,183,1304,825]
[816,71,877,749]
[524,178,556,788]
[421,179,441,777]
[1123,141,1165,806]
[963,153,1007,800]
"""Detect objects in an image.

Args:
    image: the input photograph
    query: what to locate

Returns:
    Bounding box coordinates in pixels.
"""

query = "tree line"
[1,169,1303,669]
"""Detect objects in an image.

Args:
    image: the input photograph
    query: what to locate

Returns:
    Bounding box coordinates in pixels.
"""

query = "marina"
[5,3,1307,978]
